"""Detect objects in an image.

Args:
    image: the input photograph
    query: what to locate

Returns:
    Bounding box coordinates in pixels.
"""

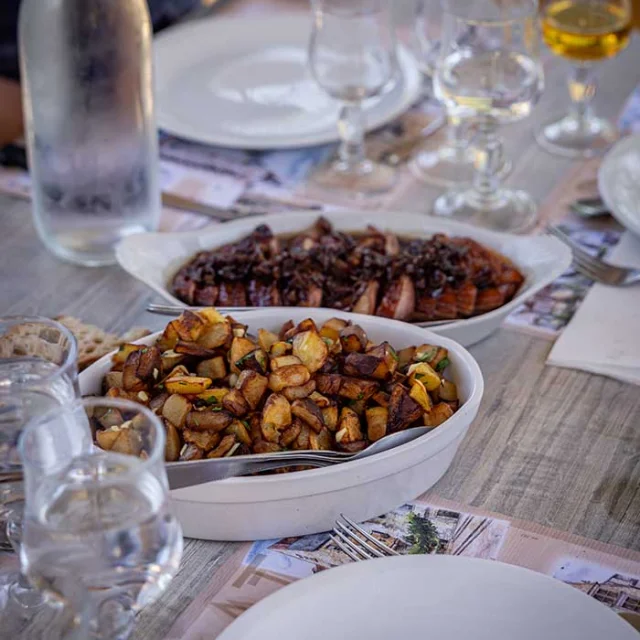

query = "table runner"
[164,494,640,638]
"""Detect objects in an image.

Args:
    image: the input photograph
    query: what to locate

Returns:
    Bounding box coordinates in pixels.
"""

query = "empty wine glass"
[308,0,398,194]
[408,0,477,188]
[536,0,632,157]
[0,317,79,634]
[433,0,544,233]
[20,397,183,640]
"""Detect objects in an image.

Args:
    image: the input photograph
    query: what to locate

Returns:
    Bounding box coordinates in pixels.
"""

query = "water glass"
[308,0,399,195]
[20,397,183,640]
[0,317,78,631]
[408,0,477,188]
[433,0,544,233]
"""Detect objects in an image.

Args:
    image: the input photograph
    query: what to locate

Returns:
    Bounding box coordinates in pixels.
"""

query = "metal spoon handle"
[166,451,352,489]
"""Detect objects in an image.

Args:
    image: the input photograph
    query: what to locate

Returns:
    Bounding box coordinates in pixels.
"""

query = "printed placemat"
[163,494,640,639]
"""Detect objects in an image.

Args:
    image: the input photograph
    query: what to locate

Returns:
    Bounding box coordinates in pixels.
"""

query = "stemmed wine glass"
[19,397,183,640]
[308,0,399,194]
[536,0,632,157]
[0,317,79,634]
[433,0,544,233]
[408,0,477,188]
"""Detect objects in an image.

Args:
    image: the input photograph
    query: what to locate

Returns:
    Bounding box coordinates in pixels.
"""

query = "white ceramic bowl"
[80,308,483,541]
[116,211,571,347]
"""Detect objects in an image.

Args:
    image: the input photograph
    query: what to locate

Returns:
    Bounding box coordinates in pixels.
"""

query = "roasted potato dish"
[96,309,460,465]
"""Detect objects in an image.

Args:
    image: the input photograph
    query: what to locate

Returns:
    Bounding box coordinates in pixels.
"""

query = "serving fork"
[330,513,398,561]
[166,426,432,490]
[546,225,640,286]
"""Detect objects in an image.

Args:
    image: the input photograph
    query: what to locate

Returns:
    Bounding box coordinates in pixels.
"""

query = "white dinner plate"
[80,308,483,541]
[599,134,640,238]
[153,14,422,149]
[218,555,638,640]
[115,211,571,347]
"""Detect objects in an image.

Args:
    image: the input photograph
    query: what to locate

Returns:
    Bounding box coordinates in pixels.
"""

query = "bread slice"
[55,316,151,370]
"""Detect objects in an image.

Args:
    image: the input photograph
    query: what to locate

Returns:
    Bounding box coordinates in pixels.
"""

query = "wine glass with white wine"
[537,0,632,157]
[433,0,544,233]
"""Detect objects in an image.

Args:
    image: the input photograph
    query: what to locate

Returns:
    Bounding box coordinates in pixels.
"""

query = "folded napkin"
[547,231,640,385]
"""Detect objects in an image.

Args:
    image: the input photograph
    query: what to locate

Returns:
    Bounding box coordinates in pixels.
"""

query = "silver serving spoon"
[166,426,433,490]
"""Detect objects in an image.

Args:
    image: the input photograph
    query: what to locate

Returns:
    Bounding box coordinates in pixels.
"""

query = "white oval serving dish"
[116,211,571,347]
[80,308,483,541]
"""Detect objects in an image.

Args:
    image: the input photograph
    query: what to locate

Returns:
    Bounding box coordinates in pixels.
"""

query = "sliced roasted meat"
[433,287,458,320]
[248,279,281,307]
[377,275,415,321]
[217,282,247,307]
[170,219,524,320]
[352,281,379,315]
[474,287,506,314]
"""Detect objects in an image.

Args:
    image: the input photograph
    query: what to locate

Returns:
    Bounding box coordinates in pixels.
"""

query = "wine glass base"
[411,146,477,188]
[536,113,619,159]
[433,187,537,234]
[310,159,396,195]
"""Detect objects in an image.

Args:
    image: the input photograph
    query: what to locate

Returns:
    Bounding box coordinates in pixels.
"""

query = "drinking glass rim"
[441,0,538,23]
[0,315,78,389]
[19,397,166,481]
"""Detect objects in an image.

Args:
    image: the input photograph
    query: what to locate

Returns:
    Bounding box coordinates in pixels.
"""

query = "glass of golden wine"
[537,0,632,157]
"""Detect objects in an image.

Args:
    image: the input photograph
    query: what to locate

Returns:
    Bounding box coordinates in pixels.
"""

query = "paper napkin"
[547,231,640,385]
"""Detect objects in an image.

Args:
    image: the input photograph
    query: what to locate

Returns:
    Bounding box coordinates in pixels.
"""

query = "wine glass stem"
[446,114,468,155]
[337,102,366,170]
[567,64,597,126]
[472,118,504,205]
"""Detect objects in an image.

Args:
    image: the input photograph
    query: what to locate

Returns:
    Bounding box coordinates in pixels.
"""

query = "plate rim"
[598,133,640,238]
[153,12,423,149]
[217,555,637,640]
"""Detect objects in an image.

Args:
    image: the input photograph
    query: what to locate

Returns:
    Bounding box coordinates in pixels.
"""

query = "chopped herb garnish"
[321,337,333,346]
[156,383,164,391]
[388,345,399,361]
[241,420,250,429]
[204,396,219,405]
[416,346,438,363]
[435,357,450,372]
[356,392,365,401]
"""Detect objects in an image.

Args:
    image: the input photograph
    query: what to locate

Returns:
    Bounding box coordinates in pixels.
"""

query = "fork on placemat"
[546,225,640,286]
[330,514,399,561]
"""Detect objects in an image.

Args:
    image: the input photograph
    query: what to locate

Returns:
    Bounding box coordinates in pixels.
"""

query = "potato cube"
[186,409,233,432]
[271,355,303,370]
[407,362,441,391]
[162,394,192,429]
[339,325,367,353]
[409,379,432,412]
[207,434,238,458]
[269,365,311,392]
[236,370,268,410]
[183,428,221,452]
[196,356,227,381]
[291,399,325,433]
[335,407,363,444]
[292,330,329,373]
[282,379,316,402]
[222,389,250,417]
[424,402,455,427]
[164,420,181,462]
[366,407,388,442]
[197,321,232,349]
[165,376,212,395]
[258,328,279,353]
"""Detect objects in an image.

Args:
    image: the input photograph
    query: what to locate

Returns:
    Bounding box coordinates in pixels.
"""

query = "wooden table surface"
[2,1,640,637]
